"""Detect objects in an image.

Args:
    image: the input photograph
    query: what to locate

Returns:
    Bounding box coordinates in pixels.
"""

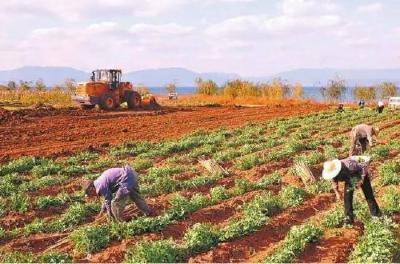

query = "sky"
[0,0,399,76]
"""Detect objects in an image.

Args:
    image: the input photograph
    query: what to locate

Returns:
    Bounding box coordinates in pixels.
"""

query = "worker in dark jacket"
[376,101,384,113]
[349,124,379,156]
[84,165,152,221]
[322,158,381,224]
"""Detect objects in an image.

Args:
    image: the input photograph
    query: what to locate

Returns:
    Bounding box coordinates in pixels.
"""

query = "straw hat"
[322,159,342,180]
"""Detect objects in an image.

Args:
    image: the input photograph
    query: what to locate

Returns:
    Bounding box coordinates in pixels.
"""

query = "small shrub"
[70,225,110,254]
[383,187,400,214]
[235,154,261,170]
[233,178,255,195]
[39,252,72,263]
[321,208,346,228]
[242,192,281,217]
[124,239,185,263]
[306,180,331,195]
[255,172,281,189]
[280,186,307,208]
[210,186,231,202]
[220,214,266,241]
[378,161,400,186]
[184,223,220,253]
[349,217,399,263]
[9,192,29,213]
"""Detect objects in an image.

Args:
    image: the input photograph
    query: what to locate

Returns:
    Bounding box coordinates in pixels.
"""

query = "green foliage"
[9,192,29,213]
[235,154,262,170]
[383,187,400,214]
[0,251,34,263]
[23,218,46,234]
[31,160,61,177]
[132,158,153,171]
[39,252,72,263]
[48,202,99,232]
[35,192,83,209]
[294,152,324,166]
[233,178,255,195]
[184,223,220,253]
[280,186,308,207]
[352,86,377,101]
[263,223,323,263]
[67,151,99,165]
[306,180,332,195]
[242,192,281,217]
[220,214,266,241]
[210,186,231,202]
[321,208,346,228]
[124,239,185,263]
[0,157,38,176]
[195,78,219,95]
[370,145,390,158]
[378,161,400,186]
[320,77,346,101]
[255,172,281,189]
[0,226,4,239]
[349,217,399,263]
[70,225,111,254]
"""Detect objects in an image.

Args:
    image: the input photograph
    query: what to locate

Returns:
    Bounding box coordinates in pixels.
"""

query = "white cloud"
[281,0,338,16]
[356,2,383,13]
[130,23,194,35]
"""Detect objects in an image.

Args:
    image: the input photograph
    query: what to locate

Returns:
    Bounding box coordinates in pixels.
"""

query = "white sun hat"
[322,159,342,180]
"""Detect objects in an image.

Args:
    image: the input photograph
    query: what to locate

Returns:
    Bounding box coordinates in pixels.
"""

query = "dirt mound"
[0,103,328,162]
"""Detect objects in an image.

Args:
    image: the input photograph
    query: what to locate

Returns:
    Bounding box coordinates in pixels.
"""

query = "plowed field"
[0,103,326,161]
[0,106,399,263]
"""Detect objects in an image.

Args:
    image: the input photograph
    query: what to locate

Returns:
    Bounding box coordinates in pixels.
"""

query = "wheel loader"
[72,69,156,110]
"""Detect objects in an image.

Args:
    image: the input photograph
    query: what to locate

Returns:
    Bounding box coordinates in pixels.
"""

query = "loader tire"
[99,93,117,111]
[127,91,142,109]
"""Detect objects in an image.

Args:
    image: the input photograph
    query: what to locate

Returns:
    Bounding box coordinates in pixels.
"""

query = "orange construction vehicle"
[72,69,155,110]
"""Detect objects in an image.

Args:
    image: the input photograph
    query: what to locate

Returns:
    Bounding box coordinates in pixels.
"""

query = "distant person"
[336,103,344,113]
[84,165,153,222]
[349,124,379,156]
[376,101,384,113]
[358,100,365,109]
[322,158,381,224]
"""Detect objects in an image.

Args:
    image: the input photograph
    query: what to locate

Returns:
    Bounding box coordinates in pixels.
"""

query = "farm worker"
[84,165,153,222]
[358,100,365,109]
[322,158,381,224]
[376,101,384,113]
[349,124,379,156]
[336,103,344,113]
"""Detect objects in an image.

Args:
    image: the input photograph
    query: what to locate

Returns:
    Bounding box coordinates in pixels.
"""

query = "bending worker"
[322,158,381,224]
[376,101,384,113]
[84,165,152,221]
[349,124,379,156]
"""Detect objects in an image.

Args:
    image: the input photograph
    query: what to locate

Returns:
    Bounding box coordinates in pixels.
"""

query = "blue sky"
[0,0,399,76]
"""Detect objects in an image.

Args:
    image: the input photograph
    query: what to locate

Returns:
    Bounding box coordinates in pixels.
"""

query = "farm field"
[0,102,326,162]
[0,107,400,263]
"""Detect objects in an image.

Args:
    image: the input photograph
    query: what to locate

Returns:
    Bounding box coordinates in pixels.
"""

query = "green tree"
[18,80,32,91]
[64,78,76,93]
[7,81,17,90]
[320,77,346,102]
[379,82,397,98]
[195,78,218,95]
[165,82,176,94]
[34,79,46,92]
[352,86,376,101]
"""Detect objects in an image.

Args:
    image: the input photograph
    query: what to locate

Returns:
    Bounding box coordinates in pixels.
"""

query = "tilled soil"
[0,103,327,161]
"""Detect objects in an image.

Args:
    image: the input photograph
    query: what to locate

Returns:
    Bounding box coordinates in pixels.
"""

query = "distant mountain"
[0,66,88,86]
[0,66,399,87]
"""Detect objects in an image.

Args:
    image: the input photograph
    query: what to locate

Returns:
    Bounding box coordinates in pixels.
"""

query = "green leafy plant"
[235,154,262,170]
[349,217,399,263]
[378,161,400,186]
[210,186,231,202]
[39,252,72,263]
[70,224,111,254]
[184,223,220,253]
[124,239,185,263]
[383,187,400,214]
[280,186,308,207]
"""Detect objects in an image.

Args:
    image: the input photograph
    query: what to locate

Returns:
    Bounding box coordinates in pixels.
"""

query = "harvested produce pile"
[0,103,326,161]
[0,108,399,263]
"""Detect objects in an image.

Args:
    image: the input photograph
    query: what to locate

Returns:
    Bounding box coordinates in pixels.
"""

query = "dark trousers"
[344,176,381,222]
[376,106,384,113]
[358,138,368,154]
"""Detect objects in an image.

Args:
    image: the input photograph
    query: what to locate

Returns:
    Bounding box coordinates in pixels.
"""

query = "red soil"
[189,193,335,263]
[296,224,363,263]
[0,104,327,162]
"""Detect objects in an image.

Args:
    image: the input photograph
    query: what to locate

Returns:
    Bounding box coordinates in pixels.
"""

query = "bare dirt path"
[0,103,327,161]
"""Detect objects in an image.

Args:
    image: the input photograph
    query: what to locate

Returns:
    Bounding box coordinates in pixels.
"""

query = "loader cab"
[91,69,121,90]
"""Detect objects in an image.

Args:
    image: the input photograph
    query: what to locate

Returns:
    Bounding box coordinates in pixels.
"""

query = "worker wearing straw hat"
[322,157,381,224]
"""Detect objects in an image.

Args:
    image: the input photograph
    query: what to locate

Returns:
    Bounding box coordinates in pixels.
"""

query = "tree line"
[3,79,76,93]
